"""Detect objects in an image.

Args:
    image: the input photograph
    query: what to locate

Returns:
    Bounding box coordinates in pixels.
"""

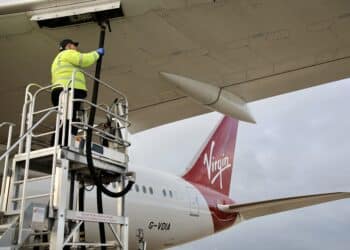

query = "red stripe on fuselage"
[191,183,238,232]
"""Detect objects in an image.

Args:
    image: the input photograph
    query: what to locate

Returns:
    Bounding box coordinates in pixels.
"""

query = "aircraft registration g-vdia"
[1,0,350,249]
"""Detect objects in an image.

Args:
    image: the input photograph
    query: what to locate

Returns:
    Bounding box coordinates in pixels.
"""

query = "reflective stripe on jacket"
[51,49,99,91]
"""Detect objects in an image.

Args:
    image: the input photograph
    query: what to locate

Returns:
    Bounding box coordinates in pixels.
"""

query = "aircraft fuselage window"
[135,184,139,192]
[149,187,154,195]
[162,189,167,197]
[169,190,173,198]
[142,185,147,194]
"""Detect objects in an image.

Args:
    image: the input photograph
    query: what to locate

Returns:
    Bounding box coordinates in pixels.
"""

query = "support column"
[50,159,69,250]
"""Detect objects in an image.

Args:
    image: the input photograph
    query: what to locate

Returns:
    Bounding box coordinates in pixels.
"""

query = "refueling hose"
[78,182,86,250]
[84,19,134,248]
[86,21,134,197]
[85,21,107,249]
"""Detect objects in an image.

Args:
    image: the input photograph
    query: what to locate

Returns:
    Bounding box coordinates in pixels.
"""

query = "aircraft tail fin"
[182,116,239,196]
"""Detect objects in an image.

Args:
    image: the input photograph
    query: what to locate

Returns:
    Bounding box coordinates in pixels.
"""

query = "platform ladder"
[0,69,133,249]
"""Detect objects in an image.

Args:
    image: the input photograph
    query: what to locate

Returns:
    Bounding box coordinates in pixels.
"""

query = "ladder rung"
[13,175,52,185]
[5,211,20,216]
[12,193,51,202]
[65,242,117,247]
[31,231,49,236]
[0,224,11,231]
[23,242,50,247]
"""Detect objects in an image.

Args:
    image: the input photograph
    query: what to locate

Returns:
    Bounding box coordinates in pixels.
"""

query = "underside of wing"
[217,192,350,221]
[1,0,350,139]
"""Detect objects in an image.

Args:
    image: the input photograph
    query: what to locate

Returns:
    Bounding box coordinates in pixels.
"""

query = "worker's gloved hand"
[96,48,105,56]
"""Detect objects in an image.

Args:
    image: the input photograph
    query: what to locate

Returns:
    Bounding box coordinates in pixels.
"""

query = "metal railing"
[0,66,131,204]
[0,122,15,211]
[14,68,131,152]
[67,68,130,149]
[0,68,129,195]
[0,67,131,248]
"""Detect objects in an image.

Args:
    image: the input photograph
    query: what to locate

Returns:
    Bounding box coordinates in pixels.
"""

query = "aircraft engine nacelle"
[160,72,256,123]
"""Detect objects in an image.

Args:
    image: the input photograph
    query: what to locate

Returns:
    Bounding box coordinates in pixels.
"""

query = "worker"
[51,38,104,145]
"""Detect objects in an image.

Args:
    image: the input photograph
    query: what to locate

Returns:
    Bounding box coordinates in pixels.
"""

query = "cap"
[59,39,79,51]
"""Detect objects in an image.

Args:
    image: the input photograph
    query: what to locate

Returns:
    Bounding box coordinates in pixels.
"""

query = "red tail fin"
[182,116,239,196]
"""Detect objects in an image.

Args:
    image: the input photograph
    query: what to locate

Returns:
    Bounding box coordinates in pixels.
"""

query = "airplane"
[0,0,350,249]
[78,115,349,249]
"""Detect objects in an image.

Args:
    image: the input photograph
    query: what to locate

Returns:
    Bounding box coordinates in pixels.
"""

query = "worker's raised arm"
[61,50,100,68]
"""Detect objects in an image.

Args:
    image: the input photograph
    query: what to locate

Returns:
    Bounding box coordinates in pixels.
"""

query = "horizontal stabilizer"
[217,192,350,221]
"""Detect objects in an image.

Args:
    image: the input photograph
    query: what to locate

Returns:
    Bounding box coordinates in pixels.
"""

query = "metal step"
[64,241,118,247]
[11,193,51,202]
[23,242,50,248]
[0,224,11,233]
[13,175,52,185]
[31,231,49,236]
[4,211,20,216]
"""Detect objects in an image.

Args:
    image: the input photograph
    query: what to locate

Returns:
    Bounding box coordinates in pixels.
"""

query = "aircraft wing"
[1,0,350,140]
[217,192,350,221]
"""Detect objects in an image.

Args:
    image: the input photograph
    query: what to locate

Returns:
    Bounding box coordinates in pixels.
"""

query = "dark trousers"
[51,88,87,145]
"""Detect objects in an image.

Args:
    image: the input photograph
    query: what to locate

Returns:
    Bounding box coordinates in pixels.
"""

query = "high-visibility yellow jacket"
[51,49,100,91]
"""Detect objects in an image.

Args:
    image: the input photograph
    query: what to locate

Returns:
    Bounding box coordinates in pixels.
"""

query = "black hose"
[85,20,134,249]
[85,22,107,249]
[86,22,134,197]
[78,182,86,250]
[68,171,75,242]
[96,183,106,248]
[99,174,134,197]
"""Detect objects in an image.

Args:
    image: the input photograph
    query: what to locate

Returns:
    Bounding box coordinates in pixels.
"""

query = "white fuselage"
[83,166,215,249]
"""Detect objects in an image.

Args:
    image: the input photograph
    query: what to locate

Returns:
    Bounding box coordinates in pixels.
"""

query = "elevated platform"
[13,142,128,184]
[0,70,132,249]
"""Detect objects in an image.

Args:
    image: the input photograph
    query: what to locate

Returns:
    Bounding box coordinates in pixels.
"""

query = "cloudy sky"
[129,79,350,250]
